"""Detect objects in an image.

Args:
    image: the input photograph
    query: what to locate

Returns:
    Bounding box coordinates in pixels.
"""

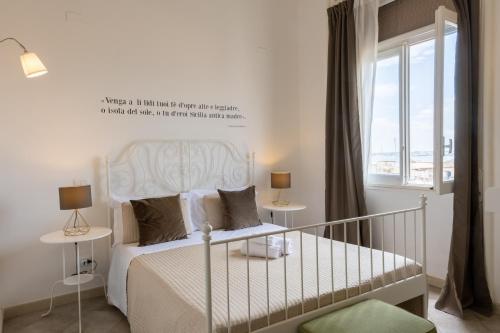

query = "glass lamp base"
[272,200,290,206]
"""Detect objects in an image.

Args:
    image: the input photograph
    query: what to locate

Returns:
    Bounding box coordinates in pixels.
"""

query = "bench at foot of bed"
[299,299,436,333]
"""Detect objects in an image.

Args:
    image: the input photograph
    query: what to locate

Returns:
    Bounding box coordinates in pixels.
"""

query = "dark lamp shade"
[59,185,92,210]
[271,172,291,189]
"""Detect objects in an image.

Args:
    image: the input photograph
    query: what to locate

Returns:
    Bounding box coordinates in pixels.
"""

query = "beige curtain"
[324,0,368,244]
[354,0,379,184]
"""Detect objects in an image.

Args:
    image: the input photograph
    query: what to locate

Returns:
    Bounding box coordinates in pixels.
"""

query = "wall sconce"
[0,37,48,78]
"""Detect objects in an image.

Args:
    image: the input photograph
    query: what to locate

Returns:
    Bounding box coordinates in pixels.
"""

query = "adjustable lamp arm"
[0,37,28,52]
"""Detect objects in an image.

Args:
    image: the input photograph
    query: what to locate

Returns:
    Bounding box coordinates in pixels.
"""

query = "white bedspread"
[107,223,286,315]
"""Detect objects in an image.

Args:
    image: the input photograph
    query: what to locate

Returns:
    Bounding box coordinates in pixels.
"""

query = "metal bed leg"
[202,222,213,333]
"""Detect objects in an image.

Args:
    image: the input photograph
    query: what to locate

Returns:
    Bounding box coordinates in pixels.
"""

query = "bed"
[106,140,428,333]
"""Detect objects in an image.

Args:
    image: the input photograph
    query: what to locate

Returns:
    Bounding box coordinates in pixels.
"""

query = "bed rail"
[203,195,428,332]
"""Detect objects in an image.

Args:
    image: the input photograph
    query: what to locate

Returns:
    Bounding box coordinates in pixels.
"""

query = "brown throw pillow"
[130,194,187,246]
[217,186,261,230]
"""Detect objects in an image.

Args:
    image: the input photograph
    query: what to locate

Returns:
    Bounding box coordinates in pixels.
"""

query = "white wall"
[0,0,298,308]
[481,0,500,304]
[366,188,453,279]
[265,0,301,211]
[293,0,329,228]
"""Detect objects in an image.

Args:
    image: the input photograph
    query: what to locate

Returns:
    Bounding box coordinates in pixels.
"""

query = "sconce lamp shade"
[271,171,291,189]
[59,185,92,210]
[20,52,48,78]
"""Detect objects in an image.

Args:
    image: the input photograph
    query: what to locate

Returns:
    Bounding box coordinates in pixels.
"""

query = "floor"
[3,287,500,332]
[427,286,500,333]
[3,297,129,333]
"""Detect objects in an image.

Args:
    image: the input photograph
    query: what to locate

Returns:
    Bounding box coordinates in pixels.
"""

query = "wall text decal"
[100,97,246,123]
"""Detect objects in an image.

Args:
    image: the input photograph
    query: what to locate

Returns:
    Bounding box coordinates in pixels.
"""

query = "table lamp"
[271,171,291,206]
[59,185,92,236]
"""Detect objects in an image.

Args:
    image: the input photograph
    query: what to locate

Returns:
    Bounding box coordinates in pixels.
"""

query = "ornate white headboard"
[107,140,255,199]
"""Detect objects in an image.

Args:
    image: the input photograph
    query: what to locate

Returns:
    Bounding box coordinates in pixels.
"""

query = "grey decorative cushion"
[130,194,187,246]
[217,186,261,230]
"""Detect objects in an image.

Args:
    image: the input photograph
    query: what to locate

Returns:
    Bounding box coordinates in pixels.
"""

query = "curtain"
[354,0,379,183]
[435,0,493,317]
[324,0,368,244]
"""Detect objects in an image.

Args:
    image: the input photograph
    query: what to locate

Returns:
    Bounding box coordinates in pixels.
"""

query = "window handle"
[443,137,453,155]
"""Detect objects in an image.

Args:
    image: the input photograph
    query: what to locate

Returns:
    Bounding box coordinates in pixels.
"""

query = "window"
[369,52,401,183]
[368,6,457,194]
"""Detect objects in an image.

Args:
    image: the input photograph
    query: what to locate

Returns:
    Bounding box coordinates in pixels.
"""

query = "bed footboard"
[203,195,428,333]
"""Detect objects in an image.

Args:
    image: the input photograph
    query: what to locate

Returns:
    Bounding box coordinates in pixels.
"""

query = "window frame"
[369,25,436,189]
[434,6,457,195]
[367,47,404,187]
[368,12,456,193]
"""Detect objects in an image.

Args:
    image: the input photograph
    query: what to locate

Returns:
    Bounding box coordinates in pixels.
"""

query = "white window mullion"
[398,44,405,186]
[402,42,411,186]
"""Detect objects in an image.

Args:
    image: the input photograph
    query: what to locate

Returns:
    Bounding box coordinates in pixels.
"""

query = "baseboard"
[1,306,4,333]
[494,303,500,315]
[4,287,104,320]
[426,275,445,289]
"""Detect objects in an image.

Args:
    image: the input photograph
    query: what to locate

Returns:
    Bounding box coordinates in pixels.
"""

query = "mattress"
[118,224,421,333]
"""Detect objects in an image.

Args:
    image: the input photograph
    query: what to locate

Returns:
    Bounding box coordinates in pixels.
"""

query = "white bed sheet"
[107,223,286,315]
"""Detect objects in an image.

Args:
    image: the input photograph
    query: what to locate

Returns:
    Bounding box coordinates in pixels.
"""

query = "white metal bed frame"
[202,198,428,333]
[107,140,428,333]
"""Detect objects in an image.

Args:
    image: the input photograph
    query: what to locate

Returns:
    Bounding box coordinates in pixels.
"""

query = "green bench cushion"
[299,299,436,333]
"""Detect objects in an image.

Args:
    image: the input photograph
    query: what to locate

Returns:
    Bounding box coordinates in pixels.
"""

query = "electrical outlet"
[80,258,93,270]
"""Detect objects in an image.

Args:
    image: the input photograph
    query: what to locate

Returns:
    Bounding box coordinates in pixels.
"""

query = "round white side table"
[40,226,112,333]
[262,204,306,228]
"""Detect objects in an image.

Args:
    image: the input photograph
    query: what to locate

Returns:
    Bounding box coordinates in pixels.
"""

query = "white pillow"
[189,189,218,231]
[203,193,225,230]
[111,193,193,246]
[180,195,193,234]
